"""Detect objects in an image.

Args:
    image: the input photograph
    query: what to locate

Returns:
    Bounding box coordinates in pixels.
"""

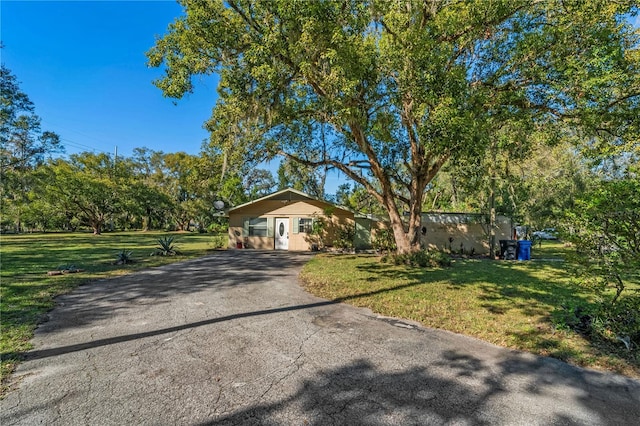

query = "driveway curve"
[1,250,639,425]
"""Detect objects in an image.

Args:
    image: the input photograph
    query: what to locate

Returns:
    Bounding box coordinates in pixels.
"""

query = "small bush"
[372,228,396,253]
[152,235,180,256]
[56,263,81,272]
[553,293,640,351]
[114,249,134,265]
[207,221,229,234]
[209,234,227,249]
[333,226,355,252]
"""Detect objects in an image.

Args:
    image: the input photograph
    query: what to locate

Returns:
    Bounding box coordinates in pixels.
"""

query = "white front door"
[275,218,289,250]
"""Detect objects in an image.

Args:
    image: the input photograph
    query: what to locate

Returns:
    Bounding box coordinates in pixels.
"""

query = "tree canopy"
[1,64,63,232]
[148,0,639,252]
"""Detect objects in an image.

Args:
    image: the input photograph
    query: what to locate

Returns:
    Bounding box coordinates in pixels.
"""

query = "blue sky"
[1,0,217,159]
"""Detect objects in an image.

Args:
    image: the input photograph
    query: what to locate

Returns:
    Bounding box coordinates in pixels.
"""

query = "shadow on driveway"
[201,354,639,425]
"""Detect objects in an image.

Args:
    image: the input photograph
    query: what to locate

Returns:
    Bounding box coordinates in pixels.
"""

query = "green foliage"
[333,225,355,252]
[0,65,63,176]
[557,170,640,354]
[553,294,640,353]
[563,174,640,304]
[304,215,327,250]
[383,250,452,268]
[207,220,228,234]
[56,264,78,272]
[208,234,227,250]
[277,158,325,199]
[115,249,134,265]
[372,228,396,253]
[39,154,123,234]
[1,65,63,233]
[152,235,180,256]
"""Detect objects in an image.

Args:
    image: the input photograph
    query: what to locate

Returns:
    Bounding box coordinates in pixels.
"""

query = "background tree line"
[1,63,342,234]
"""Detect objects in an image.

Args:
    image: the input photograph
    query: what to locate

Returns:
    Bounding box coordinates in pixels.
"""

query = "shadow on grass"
[350,257,639,373]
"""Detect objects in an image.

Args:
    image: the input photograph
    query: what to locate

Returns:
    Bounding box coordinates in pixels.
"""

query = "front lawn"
[300,243,639,377]
[0,231,225,395]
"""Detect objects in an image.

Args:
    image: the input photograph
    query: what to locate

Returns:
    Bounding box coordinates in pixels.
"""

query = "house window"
[298,218,313,233]
[248,217,268,236]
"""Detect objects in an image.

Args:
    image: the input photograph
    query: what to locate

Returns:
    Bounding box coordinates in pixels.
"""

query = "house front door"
[275,218,289,250]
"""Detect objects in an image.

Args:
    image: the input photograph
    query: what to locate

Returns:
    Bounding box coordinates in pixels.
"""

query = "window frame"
[247,217,268,237]
[298,218,313,234]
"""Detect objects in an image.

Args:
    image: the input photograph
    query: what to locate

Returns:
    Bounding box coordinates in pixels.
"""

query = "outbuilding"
[420,212,514,255]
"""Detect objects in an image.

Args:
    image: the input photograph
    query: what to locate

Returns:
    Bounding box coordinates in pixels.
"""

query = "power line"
[59,138,103,153]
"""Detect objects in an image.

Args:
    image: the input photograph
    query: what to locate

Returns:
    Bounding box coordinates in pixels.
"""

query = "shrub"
[372,228,396,253]
[333,225,355,252]
[553,293,640,352]
[115,249,134,265]
[209,234,227,249]
[207,221,229,234]
[152,235,180,256]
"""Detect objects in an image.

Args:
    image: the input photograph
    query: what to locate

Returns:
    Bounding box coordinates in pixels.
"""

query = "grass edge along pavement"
[0,231,225,397]
[300,244,639,378]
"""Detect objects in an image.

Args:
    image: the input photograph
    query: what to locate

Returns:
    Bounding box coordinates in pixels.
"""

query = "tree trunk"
[143,206,152,231]
[383,188,424,254]
[489,144,497,258]
[90,219,103,235]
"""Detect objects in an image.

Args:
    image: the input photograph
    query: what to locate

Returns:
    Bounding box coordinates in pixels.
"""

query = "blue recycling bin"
[517,240,532,261]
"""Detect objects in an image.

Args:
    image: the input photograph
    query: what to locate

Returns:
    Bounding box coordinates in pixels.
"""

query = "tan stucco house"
[227,188,379,251]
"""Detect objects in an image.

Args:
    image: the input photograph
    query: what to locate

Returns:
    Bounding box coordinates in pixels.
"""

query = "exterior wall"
[420,213,512,255]
[228,199,355,251]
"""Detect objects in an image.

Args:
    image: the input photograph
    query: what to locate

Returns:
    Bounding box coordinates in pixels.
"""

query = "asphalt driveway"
[1,250,639,425]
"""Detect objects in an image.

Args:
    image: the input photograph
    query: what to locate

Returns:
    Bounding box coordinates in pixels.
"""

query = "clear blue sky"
[1,0,218,159]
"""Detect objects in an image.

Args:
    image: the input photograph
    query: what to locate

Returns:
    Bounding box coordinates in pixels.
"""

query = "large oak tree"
[148,0,639,253]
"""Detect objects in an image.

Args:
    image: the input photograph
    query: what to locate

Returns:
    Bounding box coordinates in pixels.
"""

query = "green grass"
[0,231,226,394]
[301,243,639,378]
[530,239,571,260]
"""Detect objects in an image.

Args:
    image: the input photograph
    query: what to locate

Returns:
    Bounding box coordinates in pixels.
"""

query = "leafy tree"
[334,182,386,217]
[277,158,325,199]
[161,152,206,230]
[563,170,639,302]
[131,148,176,230]
[199,145,249,207]
[244,168,276,199]
[19,196,66,232]
[0,65,62,175]
[559,167,640,352]
[40,153,123,235]
[148,0,640,252]
[1,65,62,231]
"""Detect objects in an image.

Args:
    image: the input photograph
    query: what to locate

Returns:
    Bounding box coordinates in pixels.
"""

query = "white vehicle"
[533,228,557,240]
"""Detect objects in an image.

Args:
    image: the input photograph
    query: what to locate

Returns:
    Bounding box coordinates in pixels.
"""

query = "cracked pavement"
[1,250,639,425]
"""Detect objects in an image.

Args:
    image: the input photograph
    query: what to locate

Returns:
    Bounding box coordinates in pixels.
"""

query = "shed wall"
[420,214,512,255]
